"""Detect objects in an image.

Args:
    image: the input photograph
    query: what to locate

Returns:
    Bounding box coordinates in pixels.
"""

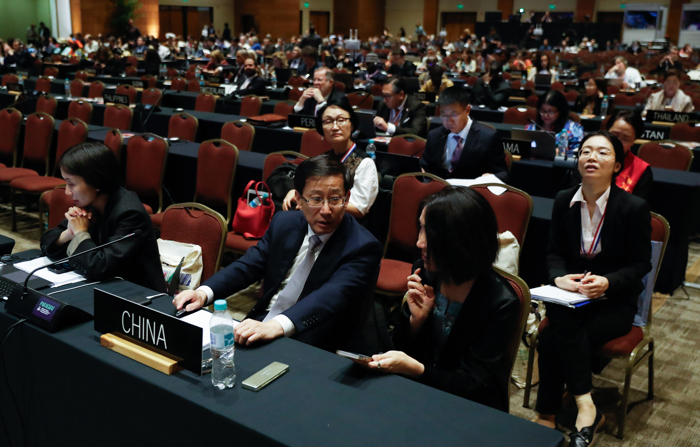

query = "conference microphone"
[21,231,140,299]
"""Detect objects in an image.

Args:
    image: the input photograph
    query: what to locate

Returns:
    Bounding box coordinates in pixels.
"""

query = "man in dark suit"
[374,77,428,138]
[300,27,322,50]
[387,49,417,77]
[294,67,347,116]
[420,86,508,182]
[297,46,324,79]
[174,156,383,351]
[234,57,267,97]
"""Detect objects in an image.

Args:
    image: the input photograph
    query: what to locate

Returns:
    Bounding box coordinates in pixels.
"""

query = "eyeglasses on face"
[321,117,351,128]
[439,107,467,121]
[300,196,346,207]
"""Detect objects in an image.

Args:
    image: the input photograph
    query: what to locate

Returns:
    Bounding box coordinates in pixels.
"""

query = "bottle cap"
[214,299,227,311]
[369,139,374,144]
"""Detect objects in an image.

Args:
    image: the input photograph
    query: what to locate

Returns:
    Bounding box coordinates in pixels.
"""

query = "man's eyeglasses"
[321,117,351,128]
[439,108,467,121]
[301,196,346,207]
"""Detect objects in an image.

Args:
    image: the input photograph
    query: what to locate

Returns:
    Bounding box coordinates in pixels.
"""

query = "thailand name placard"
[647,110,697,123]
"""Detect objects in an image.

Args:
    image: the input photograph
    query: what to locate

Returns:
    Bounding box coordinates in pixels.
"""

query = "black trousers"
[535,300,635,415]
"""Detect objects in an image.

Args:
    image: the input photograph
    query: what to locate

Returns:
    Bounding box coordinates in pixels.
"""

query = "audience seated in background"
[644,69,694,114]
[294,67,346,116]
[375,77,428,137]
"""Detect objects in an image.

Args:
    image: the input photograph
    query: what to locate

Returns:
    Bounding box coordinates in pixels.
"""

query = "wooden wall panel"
[423,0,438,36]
[668,0,691,45]
[497,0,514,20]
[235,0,299,39]
[575,0,595,23]
[333,0,359,38]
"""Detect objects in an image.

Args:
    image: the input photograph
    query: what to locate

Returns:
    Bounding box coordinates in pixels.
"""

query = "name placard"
[647,110,695,123]
[412,91,436,103]
[288,113,316,128]
[641,127,670,140]
[502,139,530,158]
[131,80,145,88]
[201,85,227,96]
[6,83,24,93]
[205,75,223,84]
[16,70,30,79]
[93,289,203,375]
[103,92,130,106]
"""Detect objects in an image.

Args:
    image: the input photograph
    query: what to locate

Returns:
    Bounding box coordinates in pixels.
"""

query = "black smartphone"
[47,262,75,274]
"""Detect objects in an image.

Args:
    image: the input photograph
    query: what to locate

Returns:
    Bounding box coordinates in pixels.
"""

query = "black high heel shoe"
[569,408,605,446]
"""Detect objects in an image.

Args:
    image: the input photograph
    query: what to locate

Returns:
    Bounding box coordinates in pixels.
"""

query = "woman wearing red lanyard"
[534,131,652,447]
[283,99,379,219]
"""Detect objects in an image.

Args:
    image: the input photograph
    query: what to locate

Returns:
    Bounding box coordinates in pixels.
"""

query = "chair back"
[385,173,449,260]
[300,129,332,157]
[125,133,169,213]
[563,90,579,104]
[669,122,700,142]
[36,76,52,93]
[67,100,93,125]
[104,104,133,131]
[195,93,217,112]
[126,56,139,67]
[607,84,620,96]
[0,108,22,167]
[23,112,55,173]
[503,106,537,125]
[140,75,157,88]
[44,66,59,77]
[1,73,18,86]
[116,84,137,104]
[287,76,305,87]
[526,94,538,108]
[88,80,105,99]
[387,134,426,157]
[125,66,138,77]
[637,141,693,171]
[141,88,163,106]
[47,185,75,228]
[371,84,383,96]
[347,92,373,109]
[550,82,564,92]
[263,151,308,182]
[639,212,670,327]
[288,88,303,102]
[171,77,187,92]
[187,79,201,92]
[272,100,296,118]
[613,93,638,107]
[161,203,227,282]
[195,139,239,223]
[511,80,522,90]
[166,68,178,79]
[471,184,533,248]
[240,95,262,117]
[168,113,199,141]
[185,70,196,81]
[504,149,513,172]
[333,81,346,93]
[568,111,581,123]
[55,118,88,170]
[104,129,123,161]
[70,79,84,98]
[221,121,255,152]
[36,95,57,116]
[74,70,89,81]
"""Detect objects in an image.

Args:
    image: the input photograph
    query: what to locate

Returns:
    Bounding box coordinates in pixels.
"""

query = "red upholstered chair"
[195,93,217,112]
[41,185,74,234]
[272,100,296,119]
[1,73,18,87]
[103,104,133,131]
[43,66,59,77]
[67,100,93,125]
[550,81,564,92]
[511,80,522,90]
[126,55,139,67]
[115,84,137,104]
[69,79,84,98]
[88,80,105,99]
[140,75,157,89]
[171,77,187,92]
[504,106,537,125]
[637,141,694,171]
[288,87,303,102]
[168,113,199,141]
[347,92,373,109]
[471,184,533,248]
[614,93,639,107]
[225,151,308,256]
[300,129,332,157]
[104,129,124,162]
[187,80,201,92]
[387,135,426,158]
[36,95,57,117]
[10,118,88,231]
[524,81,535,90]
[371,84,384,96]
[74,70,89,81]
[166,68,178,79]
[526,94,539,108]
[375,173,449,301]
[568,111,581,123]
[124,133,169,214]
[287,76,305,87]
[607,84,620,96]
[333,81,345,93]
[0,108,23,168]
[125,66,138,77]
[160,203,227,283]
[563,90,579,104]
[152,139,239,229]
[221,121,255,152]
[141,88,163,106]
[465,76,478,86]
[35,76,52,93]
[669,122,700,142]
[240,95,262,117]
[185,70,196,81]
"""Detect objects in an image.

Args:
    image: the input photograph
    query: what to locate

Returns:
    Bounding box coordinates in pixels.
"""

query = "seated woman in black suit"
[534,131,651,446]
[364,187,520,412]
[40,142,166,292]
[574,78,608,116]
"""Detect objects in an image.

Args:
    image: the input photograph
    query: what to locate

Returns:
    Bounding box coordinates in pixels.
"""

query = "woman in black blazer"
[40,142,166,293]
[361,187,520,412]
[534,131,651,446]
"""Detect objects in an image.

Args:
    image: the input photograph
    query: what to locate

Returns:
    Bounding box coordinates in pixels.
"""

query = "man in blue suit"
[174,156,383,351]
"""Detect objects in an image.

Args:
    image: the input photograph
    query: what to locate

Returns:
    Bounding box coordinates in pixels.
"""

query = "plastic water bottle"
[64,78,71,98]
[366,140,376,159]
[600,95,609,117]
[250,192,269,208]
[556,131,569,157]
[159,64,167,79]
[17,76,24,90]
[210,300,236,389]
[271,74,277,89]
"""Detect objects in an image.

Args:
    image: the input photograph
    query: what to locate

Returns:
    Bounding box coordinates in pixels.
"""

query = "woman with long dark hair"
[526,90,584,156]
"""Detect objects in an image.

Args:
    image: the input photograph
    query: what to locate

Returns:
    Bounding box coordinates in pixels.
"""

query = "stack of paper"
[530,285,602,308]
[15,257,85,287]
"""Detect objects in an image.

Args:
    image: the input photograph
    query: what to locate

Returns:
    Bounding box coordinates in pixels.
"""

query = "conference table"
[0,273,565,447]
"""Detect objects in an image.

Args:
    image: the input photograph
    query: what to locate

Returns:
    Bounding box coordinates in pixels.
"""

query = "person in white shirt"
[605,56,645,88]
[644,69,694,113]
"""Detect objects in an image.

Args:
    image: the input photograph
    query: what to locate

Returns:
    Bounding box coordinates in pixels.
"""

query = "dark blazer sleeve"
[480,126,509,182]
[393,97,428,138]
[632,166,653,202]
[420,127,450,179]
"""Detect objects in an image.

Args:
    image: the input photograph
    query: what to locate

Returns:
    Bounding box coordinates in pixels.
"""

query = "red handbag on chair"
[232,180,275,239]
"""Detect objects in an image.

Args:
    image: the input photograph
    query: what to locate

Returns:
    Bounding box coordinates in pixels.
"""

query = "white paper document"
[14,257,85,287]
[530,285,603,308]
[447,174,507,195]
[180,310,240,350]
